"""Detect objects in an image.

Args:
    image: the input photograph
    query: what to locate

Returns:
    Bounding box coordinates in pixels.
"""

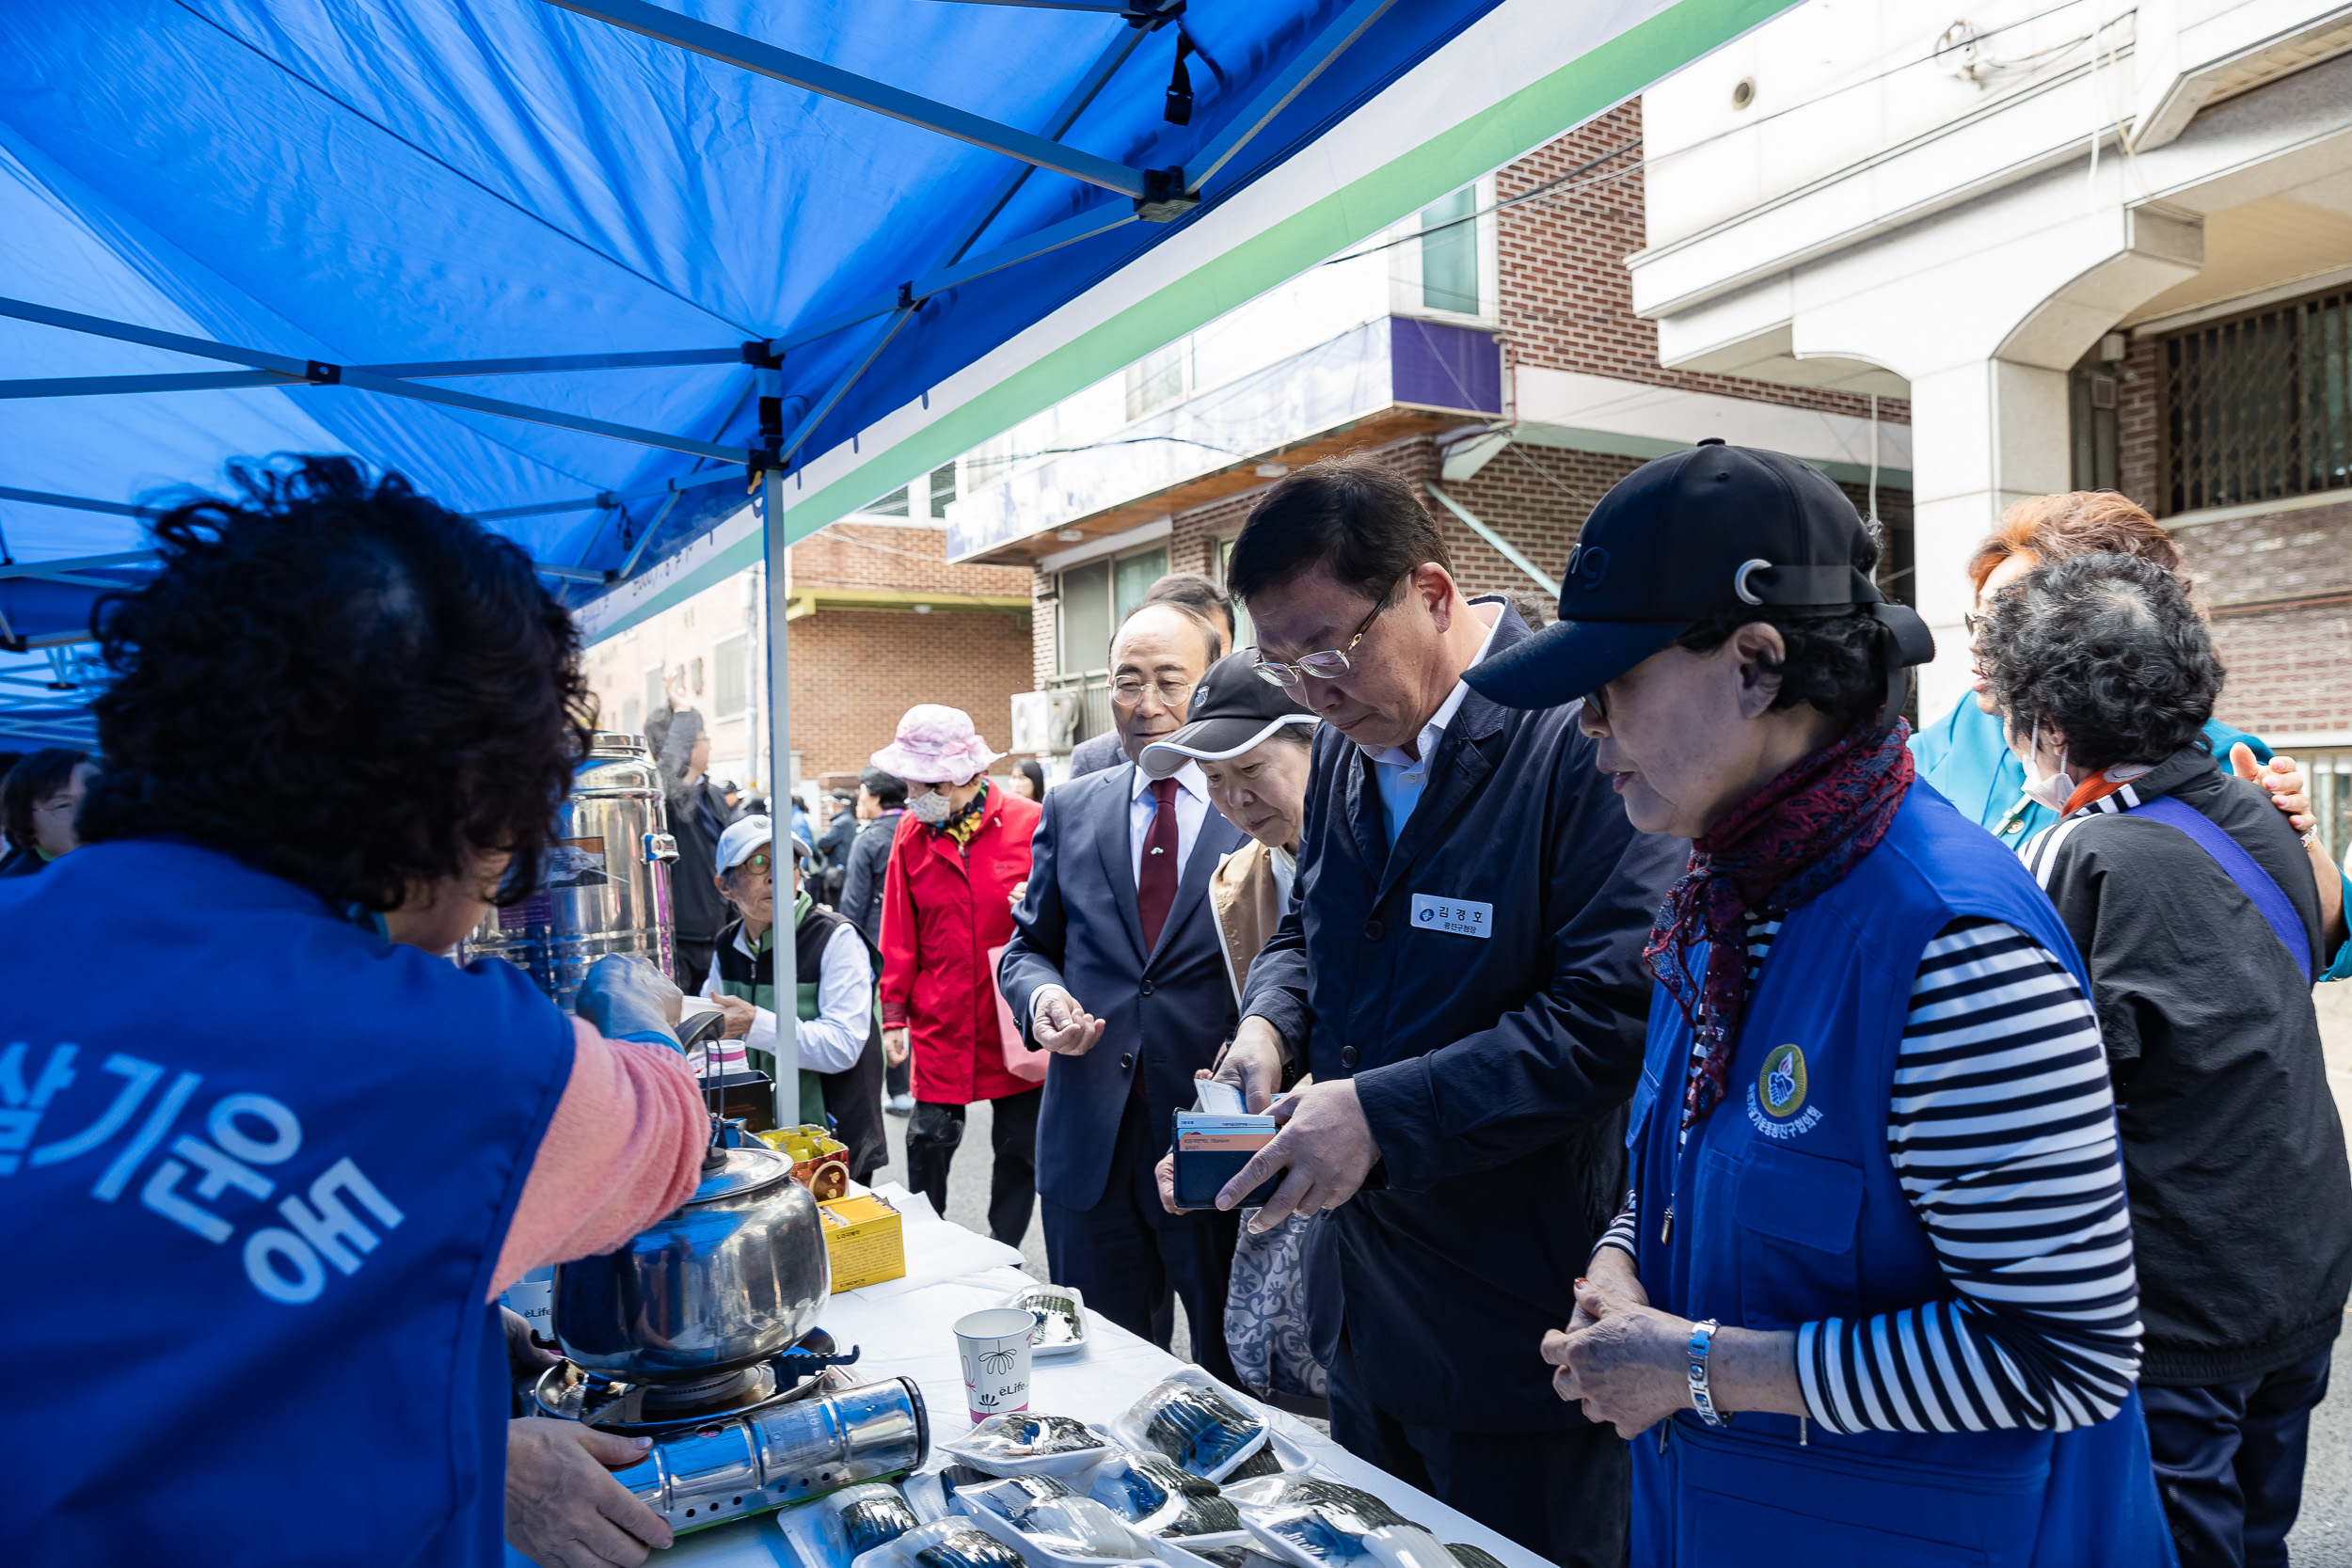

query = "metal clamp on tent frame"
[1135,167,1198,222]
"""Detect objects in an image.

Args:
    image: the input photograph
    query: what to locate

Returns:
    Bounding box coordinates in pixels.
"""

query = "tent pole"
[761,202,1137,359]
[0,347,746,401]
[761,467,800,1129]
[544,0,1147,198]
[934,24,1147,268]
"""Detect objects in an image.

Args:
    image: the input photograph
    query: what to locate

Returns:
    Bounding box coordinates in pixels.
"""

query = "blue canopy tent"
[0,0,1784,716]
[0,0,1779,1088]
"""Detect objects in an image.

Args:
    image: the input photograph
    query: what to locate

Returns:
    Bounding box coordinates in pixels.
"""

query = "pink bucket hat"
[869,704,1003,784]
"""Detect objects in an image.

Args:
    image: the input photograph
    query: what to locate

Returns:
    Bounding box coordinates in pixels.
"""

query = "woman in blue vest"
[1467,440,2172,1567]
[1,458,713,1567]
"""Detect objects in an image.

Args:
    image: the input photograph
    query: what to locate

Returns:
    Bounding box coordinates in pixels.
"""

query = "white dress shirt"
[1129,759,1212,887]
[695,918,872,1075]
[1359,601,1502,848]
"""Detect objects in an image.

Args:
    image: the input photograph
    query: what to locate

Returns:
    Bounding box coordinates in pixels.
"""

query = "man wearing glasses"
[1201,458,1681,1567]
[1000,600,1250,1379]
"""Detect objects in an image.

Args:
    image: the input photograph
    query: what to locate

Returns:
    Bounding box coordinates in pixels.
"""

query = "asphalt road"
[866,983,2352,1561]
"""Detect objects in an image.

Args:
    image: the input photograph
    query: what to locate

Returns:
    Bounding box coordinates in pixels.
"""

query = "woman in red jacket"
[873,705,1043,1244]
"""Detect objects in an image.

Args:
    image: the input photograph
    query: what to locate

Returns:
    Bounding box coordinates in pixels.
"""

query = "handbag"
[985,943,1049,1084]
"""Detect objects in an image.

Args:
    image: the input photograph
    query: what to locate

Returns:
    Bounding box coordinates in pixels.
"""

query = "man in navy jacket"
[1209,459,1682,1567]
[1000,601,1248,1377]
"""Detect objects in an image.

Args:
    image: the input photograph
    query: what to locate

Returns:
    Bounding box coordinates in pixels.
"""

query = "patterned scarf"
[934,779,991,849]
[1645,718,1916,1127]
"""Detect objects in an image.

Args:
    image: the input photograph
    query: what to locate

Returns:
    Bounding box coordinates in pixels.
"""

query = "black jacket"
[1242,603,1685,1430]
[837,810,903,948]
[666,778,731,945]
[2021,745,2352,1385]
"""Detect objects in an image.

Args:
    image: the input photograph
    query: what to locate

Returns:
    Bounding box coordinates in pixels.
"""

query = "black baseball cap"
[1138,647,1316,779]
[1465,439,1932,712]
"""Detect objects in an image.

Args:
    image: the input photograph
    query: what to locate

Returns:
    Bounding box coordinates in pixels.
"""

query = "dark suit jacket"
[1000,763,1247,1212]
[1065,730,1123,779]
[1242,602,1685,1432]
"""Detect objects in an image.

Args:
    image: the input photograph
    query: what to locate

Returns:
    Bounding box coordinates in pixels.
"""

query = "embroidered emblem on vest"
[1746,1043,1822,1139]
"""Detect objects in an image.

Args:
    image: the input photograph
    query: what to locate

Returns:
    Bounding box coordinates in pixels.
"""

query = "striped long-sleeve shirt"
[1597,916,2141,1433]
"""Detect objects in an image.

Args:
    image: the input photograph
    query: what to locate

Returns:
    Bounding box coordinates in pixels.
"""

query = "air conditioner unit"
[1009,689,1083,754]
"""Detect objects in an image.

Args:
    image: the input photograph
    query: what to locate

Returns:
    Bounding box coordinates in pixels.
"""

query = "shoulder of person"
[2038,783,2238,889]
[1047,762,1136,811]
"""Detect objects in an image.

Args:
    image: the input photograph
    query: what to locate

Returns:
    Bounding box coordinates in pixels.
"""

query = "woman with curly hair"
[0,458,710,1567]
[1912,489,2348,977]
[1984,551,2352,1568]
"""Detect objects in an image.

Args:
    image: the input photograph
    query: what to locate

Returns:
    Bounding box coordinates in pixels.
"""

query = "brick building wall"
[1494,103,1910,426]
[792,522,1030,597]
[2181,503,2352,736]
[789,606,1032,782]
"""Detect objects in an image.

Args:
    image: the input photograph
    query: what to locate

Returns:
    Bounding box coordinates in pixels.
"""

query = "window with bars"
[2162,287,2352,515]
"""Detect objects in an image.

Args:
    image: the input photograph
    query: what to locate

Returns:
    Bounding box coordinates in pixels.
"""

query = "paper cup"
[954,1306,1036,1424]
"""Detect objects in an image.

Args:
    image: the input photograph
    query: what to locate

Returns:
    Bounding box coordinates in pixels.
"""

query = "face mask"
[908,788,951,826]
[2020,720,2074,812]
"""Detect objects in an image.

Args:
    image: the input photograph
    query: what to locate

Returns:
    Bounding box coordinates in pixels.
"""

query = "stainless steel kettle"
[552,1141,830,1383]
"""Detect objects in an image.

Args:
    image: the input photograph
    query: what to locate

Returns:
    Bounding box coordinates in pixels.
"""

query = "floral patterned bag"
[1222,1210,1327,1402]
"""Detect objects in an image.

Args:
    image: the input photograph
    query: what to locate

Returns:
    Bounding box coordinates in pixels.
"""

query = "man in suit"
[1203,457,1682,1567]
[1066,574,1235,779]
[1001,600,1248,1377]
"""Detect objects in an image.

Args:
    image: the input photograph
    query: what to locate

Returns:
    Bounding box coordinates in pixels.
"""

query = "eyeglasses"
[1253,577,1402,689]
[1583,685,1611,721]
[1110,677,1196,708]
[1963,611,1984,636]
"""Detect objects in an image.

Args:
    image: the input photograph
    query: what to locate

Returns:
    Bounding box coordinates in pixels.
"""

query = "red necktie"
[1137,777,1180,953]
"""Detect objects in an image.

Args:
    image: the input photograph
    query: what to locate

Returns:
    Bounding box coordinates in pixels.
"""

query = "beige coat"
[1207,836,1295,1007]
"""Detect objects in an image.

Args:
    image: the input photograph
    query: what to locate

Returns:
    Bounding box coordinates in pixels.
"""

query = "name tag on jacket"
[1410,894,1493,939]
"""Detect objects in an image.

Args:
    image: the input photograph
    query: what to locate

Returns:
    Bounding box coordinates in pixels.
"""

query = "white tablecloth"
[551,1189,1551,1568]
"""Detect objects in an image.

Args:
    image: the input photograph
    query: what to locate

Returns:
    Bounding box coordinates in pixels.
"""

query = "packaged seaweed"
[954,1474,1156,1561]
[1188,1549,1295,1568]
[1219,1477,1409,1531]
[1240,1508,1453,1568]
[898,1520,1032,1568]
[1004,1283,1089,1358]
[1112,1379,1270,1482]
[939,1413,1112,1477]
[780,1482,924,1568]
[1088,1450,1243,1539]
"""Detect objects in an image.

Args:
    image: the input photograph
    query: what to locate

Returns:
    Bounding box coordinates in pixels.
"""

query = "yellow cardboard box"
[818,1192,905,1292]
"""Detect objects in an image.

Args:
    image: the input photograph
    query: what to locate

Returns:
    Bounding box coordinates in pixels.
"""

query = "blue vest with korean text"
[1627,783,2173,1568]
[1,839,573,1566]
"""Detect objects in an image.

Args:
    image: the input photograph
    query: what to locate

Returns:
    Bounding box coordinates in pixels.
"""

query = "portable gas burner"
[533,1327,862,1433]
[530,1333,930,1535]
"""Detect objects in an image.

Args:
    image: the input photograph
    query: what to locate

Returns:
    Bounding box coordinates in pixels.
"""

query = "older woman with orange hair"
[1912,489,2348,978]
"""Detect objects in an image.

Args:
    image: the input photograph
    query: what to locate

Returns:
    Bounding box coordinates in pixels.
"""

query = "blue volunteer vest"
[1627,784,2173,1568]
[2,840,574,1565]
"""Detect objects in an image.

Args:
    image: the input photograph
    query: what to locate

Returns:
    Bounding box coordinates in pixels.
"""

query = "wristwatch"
[1686,1318,1727,1427]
